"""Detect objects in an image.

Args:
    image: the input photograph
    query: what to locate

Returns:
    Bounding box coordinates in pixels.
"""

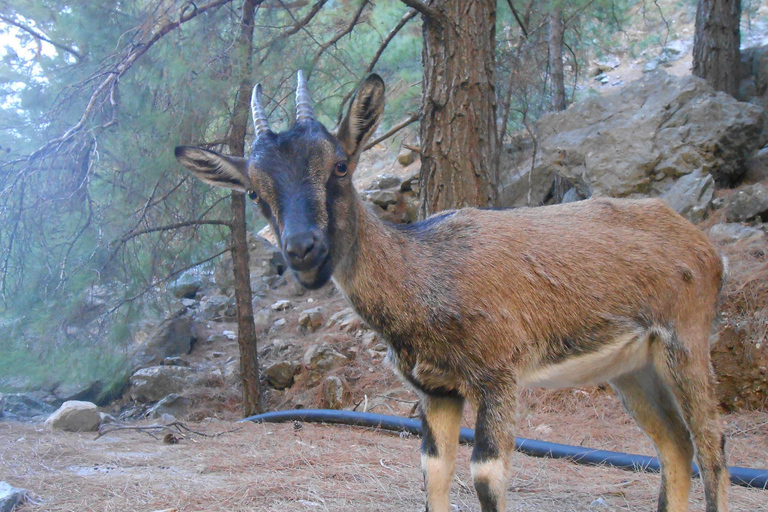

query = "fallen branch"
[94,421,245,441]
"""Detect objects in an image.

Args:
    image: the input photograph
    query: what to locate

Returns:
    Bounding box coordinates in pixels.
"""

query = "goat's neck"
[332,192,413,312]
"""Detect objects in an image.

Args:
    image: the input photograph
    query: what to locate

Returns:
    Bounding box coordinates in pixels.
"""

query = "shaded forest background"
[0,0,760,403]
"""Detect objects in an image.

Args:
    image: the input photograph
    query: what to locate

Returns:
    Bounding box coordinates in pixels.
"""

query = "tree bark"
[228,0,262,416]
[692,0,741,96]
[548,6,566,112]
[416,0,499,217]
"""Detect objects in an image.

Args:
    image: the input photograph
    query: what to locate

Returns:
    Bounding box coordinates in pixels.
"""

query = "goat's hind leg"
[420,394,464,512]
[471,395,517,512]
[653,331,729,512]
[611,366,694,512]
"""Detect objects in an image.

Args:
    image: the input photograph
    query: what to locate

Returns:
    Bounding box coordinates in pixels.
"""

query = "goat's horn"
[251,83,270,138]
[295,70,315,123]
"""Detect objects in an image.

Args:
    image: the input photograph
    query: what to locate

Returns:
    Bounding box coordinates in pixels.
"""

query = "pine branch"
[0,14,85,62]
[364,112,420,151]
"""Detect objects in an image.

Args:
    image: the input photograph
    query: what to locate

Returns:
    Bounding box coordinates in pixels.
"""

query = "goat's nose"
[285,232,317,265]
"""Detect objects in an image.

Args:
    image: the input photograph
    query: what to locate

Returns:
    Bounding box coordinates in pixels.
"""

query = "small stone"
[398,149,418,166]
[361,331,378,348]
[274,318,287,328]
[298,307,325,333]
[222,330,236,340]
[271,300,292,311]
[0,481,27,512]
[324,376,346,410]
[371,173,402,190]
[590,497,609,508]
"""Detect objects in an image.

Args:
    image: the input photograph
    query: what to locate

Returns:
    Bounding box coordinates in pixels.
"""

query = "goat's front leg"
[421,394,465,512]
[471,395,516,512]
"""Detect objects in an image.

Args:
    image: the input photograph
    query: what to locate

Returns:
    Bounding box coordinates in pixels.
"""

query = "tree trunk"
[692,0,741,96]
[548,6,566,112]
[417,0,499,217]
[228,0,262,416]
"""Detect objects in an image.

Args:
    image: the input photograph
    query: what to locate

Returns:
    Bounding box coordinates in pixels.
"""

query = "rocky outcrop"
[45,400,101,432]
[504,71,765,207]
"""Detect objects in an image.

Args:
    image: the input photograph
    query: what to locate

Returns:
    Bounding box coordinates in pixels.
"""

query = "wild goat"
[175,72,729,512]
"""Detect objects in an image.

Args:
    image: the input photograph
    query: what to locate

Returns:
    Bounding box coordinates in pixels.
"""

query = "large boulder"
[513,71,764,205]
[660,168,715,222]
[45,400,101,432]
[130,310,196,370]
[129,366,199,403]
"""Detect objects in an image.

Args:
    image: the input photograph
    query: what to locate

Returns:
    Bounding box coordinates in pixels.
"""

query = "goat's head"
[175,72,385,289]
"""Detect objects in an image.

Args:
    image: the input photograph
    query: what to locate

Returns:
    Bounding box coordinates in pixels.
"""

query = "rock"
[561,187,585,204]
[370,173,402,190]
[169,273,204,299]
[253,308,271,332]
[365,189,398,209]
[303,343,348,371]
[1,393,55,421]
[222,330,236,340]
[0,481,26,512]
[265,362,299,390]
[214,234,285,293]
[197,294,236,321]
[708,223,765,243]
[130,310,196,370]
[397,148,419,166]
[273,318,286,328]
[725,183,768,222]
[523,72,765,205]
[271,299,292,311]
[298,307,325,333]
[660,168,715,222]
[360,331,379,348]
[52,379,105,404]
[130,366,198,403]
[590,497,609,508]
[148,394,191,419]
[326,308,364,332]
[45,400,101,432]
[323,376,347,410]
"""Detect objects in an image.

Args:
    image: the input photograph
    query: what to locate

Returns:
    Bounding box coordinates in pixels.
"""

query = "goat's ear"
[337,74,385,161]
[174,146,249,192]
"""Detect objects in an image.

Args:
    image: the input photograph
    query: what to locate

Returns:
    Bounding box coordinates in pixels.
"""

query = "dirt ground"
[3,391,767,512]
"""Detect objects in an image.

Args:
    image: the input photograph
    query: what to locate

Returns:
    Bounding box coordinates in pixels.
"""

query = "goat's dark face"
[175,73,384,289]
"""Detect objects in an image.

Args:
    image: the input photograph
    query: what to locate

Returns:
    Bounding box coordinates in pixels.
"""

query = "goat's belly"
[519,332,652,389]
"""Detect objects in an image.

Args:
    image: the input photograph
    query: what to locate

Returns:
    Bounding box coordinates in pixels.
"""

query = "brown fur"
[175,74,729,512]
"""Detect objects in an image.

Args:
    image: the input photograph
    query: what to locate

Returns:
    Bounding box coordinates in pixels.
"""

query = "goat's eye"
[334,162,348,177]
[247,190,259,201]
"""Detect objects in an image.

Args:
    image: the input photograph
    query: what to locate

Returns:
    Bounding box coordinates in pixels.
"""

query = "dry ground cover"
[2,391,767,512]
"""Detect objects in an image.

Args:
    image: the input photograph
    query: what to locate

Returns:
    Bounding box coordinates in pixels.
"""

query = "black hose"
[241,408,768,490]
